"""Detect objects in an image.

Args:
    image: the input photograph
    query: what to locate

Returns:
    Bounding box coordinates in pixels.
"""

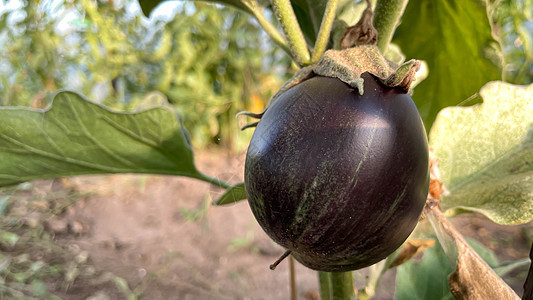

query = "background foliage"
[0,0,289,150]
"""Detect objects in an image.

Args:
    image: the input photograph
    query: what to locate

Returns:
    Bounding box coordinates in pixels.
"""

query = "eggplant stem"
[270,249,292,270]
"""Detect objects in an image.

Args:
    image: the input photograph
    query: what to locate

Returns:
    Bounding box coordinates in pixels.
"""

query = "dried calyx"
[240,1,420,129]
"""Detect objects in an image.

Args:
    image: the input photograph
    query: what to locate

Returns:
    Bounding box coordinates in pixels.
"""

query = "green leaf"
[395,238,453,300]
[291,0,327,44]
[138,0,252,17]
[493,258,531,277]
[0,230,19,247]
[466,238,499,267]
[393,0,502,129]
[395,237,521,300]
[429,81,533,225]
[138,0,163,17]
[0,91,218,186]
[31,279,48,297]
[214,182,247,205]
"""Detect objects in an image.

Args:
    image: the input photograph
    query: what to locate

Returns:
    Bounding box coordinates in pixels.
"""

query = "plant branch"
[318,272,332,300]
[311,0,338,63]
[271,0,311,66]
[331,271,356,300]
[244,1,292,56]
[373,0,409,52]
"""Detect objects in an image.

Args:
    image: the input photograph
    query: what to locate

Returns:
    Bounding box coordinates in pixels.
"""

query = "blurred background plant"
[489,0,533,85]
[0,0,291,151]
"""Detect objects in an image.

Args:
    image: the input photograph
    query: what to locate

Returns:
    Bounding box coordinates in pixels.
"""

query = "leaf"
[214,182,247,205]
[395,237,454,300]
[31,279,48,297]
[395,235,521,300]
[449,238,519,300]
[389,238,435,268]
[291,0,327,44]
[493,258,531,278]
[0,90,210,186]
[429,81,533,225]
[0,230,19,248]
[138,0,252,17]
[393,0,502,129]
[138,0,163,17]
[466,238,499,268]
[424,205,519,300]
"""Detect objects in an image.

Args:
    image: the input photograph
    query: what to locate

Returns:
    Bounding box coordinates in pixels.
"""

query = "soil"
[1,149,531,299]
[34,150,322,300]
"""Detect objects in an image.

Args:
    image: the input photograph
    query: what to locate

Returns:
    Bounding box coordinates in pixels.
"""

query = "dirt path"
[55,150,320,299]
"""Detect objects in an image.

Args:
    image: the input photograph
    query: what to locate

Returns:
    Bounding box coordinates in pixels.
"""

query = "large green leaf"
[429,81,533,225]
[0,91,215,186]
[393,0,502,130]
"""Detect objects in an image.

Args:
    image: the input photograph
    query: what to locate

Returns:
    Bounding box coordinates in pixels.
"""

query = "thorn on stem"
[269,250,292,270]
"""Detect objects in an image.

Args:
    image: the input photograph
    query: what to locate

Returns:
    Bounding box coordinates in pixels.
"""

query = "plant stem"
[289,256,297,300]
[195,172,232,189]
[271,0,311,66]
[357,259,388,300]
[311,0,338,63]
[318,272,332,300]
[331,271,356,300]
[373,0,409,53]
[244,1,292,56]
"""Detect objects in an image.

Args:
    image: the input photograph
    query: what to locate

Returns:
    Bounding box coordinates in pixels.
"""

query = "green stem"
[271,0,311,66]
[311,0,338,63]
[331,272,356,300]
[195,172,232,190]
[373,0,409,53]
[318,272,332,300]
[357,260,387,300]
[244,1,292,56]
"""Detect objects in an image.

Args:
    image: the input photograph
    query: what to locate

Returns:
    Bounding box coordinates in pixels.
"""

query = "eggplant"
[245,74,429,272]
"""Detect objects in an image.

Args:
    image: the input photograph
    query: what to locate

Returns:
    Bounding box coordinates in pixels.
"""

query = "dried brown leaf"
[389,238,435,268]
[448,236,519,300]
[426,205,519,300]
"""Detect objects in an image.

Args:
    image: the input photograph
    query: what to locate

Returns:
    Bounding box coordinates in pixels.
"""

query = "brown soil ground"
[1,149,531,299]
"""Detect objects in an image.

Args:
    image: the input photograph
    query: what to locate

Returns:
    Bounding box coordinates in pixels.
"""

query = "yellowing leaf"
[429,81,533,224]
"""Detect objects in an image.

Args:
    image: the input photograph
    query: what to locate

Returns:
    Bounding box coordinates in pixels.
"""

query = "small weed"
[179,195,212,230]
[227,230,259,254]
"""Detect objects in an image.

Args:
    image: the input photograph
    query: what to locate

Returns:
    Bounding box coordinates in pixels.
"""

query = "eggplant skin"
[245,74,430,272]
